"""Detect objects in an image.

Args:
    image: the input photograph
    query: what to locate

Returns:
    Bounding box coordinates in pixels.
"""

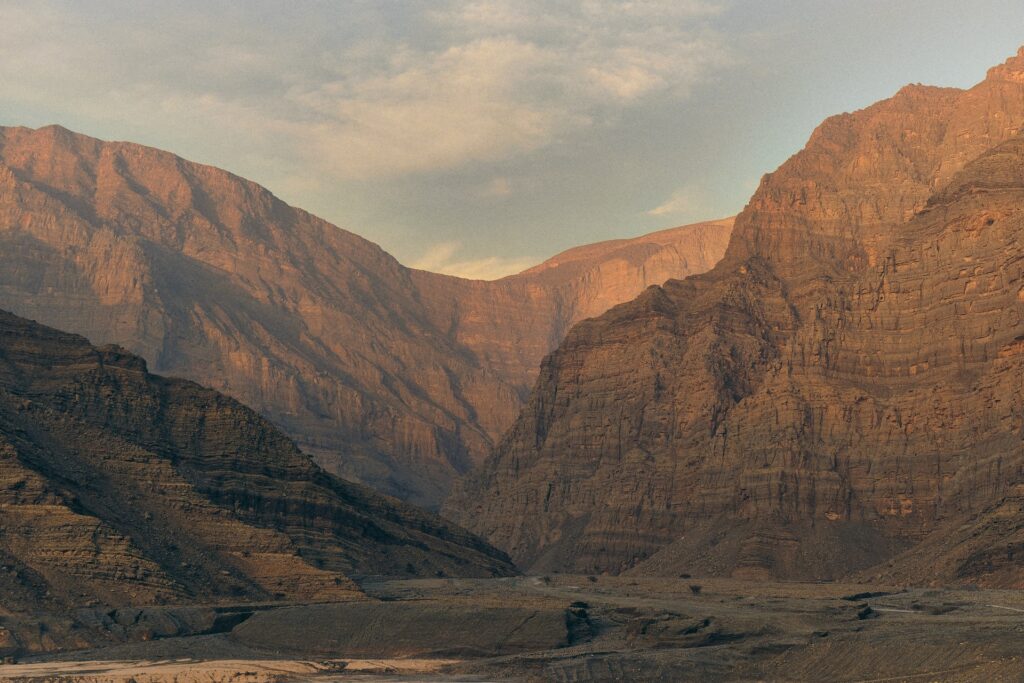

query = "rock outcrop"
[0,309,514,612]
[0,123,730,507]
[446,48,1024,586]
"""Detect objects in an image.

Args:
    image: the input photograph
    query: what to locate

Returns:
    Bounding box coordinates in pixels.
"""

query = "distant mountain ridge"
[410,217,733,395]
[446,47,1024,587]
[0,122,730,508]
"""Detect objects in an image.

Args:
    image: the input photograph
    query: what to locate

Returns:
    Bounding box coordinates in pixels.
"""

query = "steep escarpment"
[0,124,729,508]
[412,219,732,393]
[0,309,514,612]
[447,48,1024,585]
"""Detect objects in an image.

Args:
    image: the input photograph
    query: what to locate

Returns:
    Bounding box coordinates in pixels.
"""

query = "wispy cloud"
[646,186,705,217]
[0,1,730,181]
[411,241,537,280]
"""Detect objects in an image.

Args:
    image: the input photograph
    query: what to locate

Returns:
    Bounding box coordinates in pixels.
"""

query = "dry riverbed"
[4,576,1024,681]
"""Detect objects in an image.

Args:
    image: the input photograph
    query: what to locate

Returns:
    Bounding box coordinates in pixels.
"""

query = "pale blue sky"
[2,1,1023,277]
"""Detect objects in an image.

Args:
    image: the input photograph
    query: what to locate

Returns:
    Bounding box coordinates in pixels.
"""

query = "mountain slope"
[411,218,733,395]
[0,309,513,612]
[446,48,1024,586]
[0,124,730,507]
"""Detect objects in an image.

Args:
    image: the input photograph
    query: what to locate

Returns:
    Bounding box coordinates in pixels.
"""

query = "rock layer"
[412,219,733,395]
[0,309,514,611]
[446,48,1024,586]
[0,123,730,507]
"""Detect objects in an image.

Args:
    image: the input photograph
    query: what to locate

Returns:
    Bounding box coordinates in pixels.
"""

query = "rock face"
[446,48,1024,586]
[413,219,733,396]
[0,124,730,508]
[0,309,514,611]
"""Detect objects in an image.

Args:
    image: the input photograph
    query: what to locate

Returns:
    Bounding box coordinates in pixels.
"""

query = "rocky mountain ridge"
[0,308,514,612]
[445,47,1024,587]
[0,123,730,507]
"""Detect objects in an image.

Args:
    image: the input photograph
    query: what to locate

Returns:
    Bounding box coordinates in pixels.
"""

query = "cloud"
[646,186,704,217]
[295,36,584,177]
[0,1,730,181]
[411,241,537,280]
[411,242,463,272]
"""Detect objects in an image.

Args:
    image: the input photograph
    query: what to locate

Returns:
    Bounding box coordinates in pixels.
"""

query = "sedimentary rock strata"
[446,48,1024,585]
[0,124,729,507]
[0,309,514,611]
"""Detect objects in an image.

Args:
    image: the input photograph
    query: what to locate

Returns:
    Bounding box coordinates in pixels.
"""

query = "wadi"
[3,14,1024,683]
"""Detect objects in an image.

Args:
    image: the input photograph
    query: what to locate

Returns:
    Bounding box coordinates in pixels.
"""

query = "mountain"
[411,218,733,397]
[0,308,513,612]
[445,48,1024,587]
[0,124,730,508]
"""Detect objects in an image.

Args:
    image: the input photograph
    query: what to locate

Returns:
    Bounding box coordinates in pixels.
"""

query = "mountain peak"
[985,46,1024,83]
[447,42,1024,584]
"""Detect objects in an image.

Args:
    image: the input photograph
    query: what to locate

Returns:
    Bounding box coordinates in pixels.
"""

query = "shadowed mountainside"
[446,47,1024,586]
[0,308,514,612]
[0,123,730,507]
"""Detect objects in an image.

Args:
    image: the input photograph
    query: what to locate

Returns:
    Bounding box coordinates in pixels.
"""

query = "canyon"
[2,39,1024,683]
[3,7,1024,681]
[0,123,730,508]
[447,47,1024,586]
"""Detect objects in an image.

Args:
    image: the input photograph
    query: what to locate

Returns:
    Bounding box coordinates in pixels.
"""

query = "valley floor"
[3,576,1024,682]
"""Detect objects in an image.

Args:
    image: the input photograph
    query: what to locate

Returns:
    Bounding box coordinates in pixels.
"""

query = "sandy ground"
[6,576,1024,681]
[0,657,464,682]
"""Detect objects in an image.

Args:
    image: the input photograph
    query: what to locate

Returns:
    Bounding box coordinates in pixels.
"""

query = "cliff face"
[0,309,513,611]
[412,219,733,395]
[0,124,729,508]
[446,48,1024,586]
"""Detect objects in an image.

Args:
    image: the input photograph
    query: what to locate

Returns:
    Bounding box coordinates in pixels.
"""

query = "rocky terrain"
[2,42,1024,683]
[447,48,1024,584]
[5,576,1024,682]
[0,308,514,629]
[0,124,730,507]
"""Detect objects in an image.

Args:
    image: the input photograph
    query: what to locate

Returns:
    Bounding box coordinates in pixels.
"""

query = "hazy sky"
[3,1,1024,278]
